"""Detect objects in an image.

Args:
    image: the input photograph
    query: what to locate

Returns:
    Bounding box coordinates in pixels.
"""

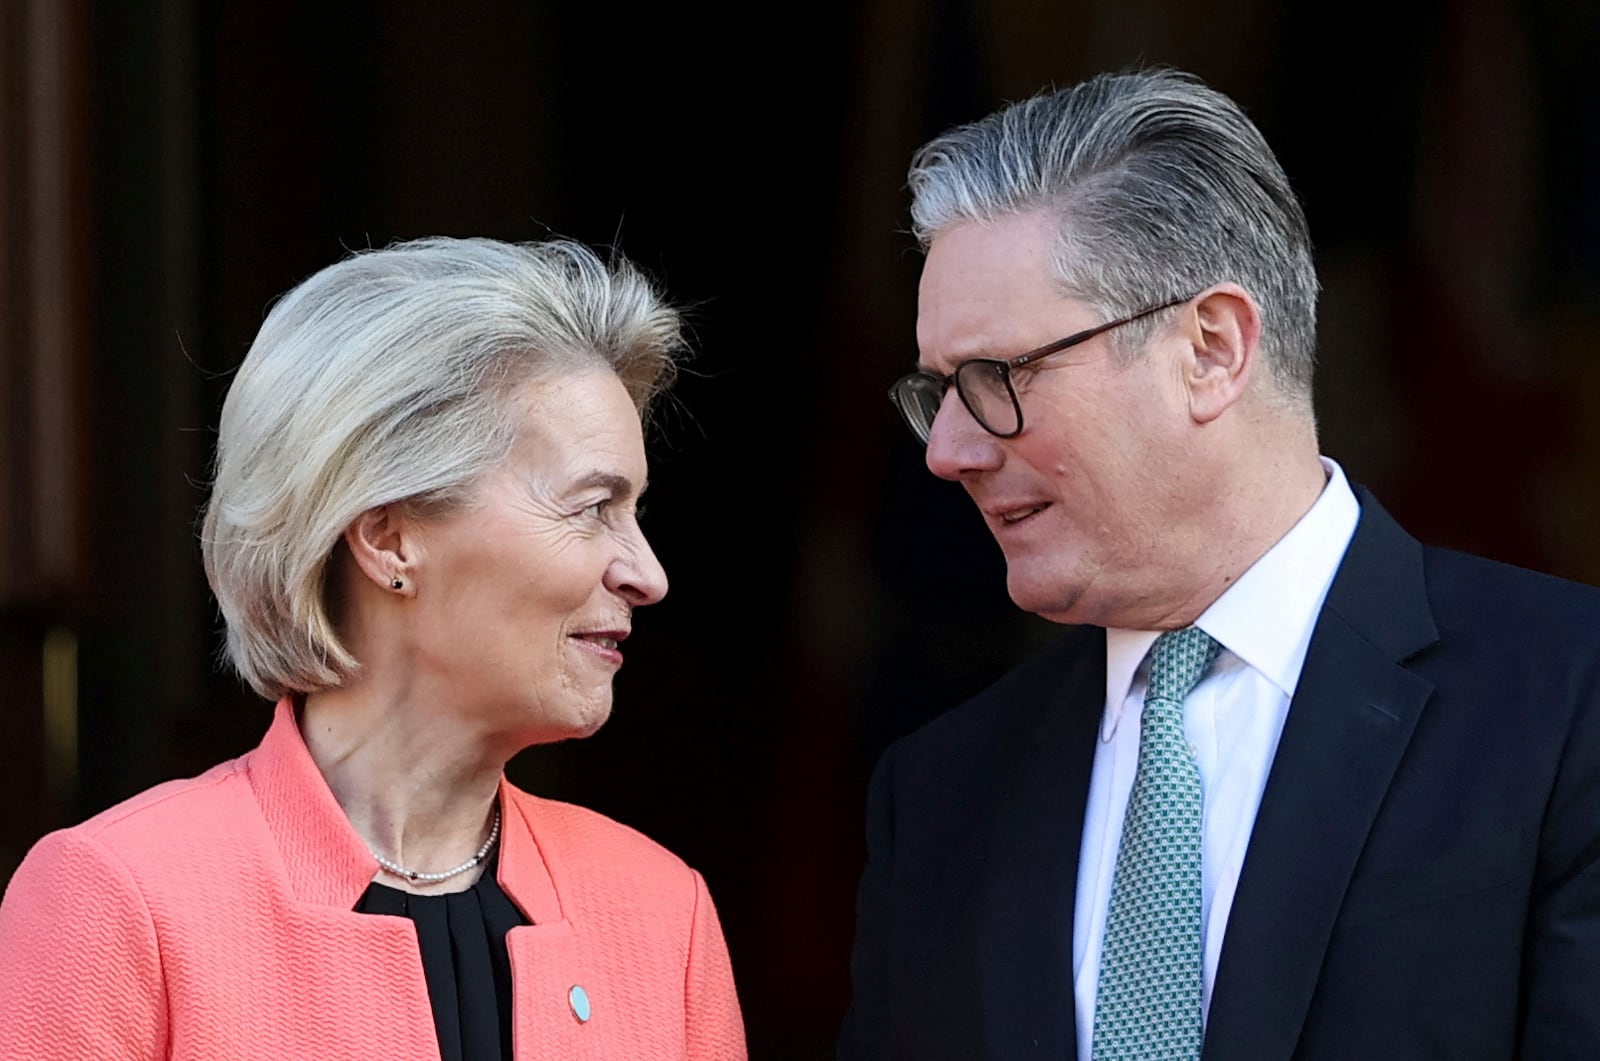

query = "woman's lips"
[570,630,627,665]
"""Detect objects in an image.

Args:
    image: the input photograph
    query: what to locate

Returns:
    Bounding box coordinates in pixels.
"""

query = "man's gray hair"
[201,236,682,700]
[908,68,1318,402]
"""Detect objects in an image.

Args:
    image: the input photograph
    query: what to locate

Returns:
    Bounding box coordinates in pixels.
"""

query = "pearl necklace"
[370,808,501,884]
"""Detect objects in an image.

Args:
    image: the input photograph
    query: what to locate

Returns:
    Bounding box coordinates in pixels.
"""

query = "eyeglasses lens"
[891,376,943,443]
[955,360,1018,437]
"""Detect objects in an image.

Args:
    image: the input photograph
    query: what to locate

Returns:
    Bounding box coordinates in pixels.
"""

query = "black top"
[354,850,530,1061]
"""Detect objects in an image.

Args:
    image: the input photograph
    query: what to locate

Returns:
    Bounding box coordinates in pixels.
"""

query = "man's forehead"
[920,214,1072,315]
[924,210,1059,268]
[916,213,1094,365]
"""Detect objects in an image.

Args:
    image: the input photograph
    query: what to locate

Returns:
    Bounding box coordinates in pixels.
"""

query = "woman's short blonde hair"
[200,236,682,699]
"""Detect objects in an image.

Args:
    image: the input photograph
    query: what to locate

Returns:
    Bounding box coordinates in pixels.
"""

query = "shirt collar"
[1102,457,1360,737]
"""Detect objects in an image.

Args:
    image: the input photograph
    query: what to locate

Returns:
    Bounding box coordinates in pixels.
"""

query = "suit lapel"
[976,629,1105,1061]
[1204,491,1439,1061]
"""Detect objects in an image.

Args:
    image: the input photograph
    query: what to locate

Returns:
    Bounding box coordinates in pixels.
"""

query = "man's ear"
[343,504,418,596]
[1180,283,1262,424]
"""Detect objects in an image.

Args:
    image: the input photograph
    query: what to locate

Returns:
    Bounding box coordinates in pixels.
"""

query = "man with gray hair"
[839,68,1600,1060]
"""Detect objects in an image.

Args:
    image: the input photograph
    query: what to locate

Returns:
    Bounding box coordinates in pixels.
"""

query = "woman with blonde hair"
[0,236,746,1060]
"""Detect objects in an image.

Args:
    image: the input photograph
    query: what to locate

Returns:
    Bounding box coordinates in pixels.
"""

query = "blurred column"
[73,0,210,816]
[0,0,94,884]
[1383,0,1567,569]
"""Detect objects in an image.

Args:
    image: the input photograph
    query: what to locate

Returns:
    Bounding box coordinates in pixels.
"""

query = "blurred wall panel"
[1,3,18,607]
[0,0,93,884]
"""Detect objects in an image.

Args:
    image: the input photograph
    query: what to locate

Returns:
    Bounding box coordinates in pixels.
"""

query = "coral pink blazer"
[0,700,746,1060]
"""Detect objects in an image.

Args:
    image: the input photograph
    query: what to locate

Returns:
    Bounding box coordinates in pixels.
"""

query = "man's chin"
[1005,569,1087,624]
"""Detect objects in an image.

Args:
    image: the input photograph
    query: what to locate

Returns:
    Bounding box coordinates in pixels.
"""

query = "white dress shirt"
[1071,458,1361,1060]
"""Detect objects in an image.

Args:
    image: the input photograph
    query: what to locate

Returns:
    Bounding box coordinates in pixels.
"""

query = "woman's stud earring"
[390,576,405,591]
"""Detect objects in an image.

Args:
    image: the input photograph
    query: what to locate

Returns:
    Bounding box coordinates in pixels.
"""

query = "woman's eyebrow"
[568,471,642,498]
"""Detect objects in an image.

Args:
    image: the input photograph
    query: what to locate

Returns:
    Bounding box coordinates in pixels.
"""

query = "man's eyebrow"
[917,343,1000,376]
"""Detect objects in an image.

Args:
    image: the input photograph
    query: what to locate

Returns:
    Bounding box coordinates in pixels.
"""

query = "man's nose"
[924,389,1003,481]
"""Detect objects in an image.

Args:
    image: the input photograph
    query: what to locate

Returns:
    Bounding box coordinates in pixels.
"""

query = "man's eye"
[582,500,609,519]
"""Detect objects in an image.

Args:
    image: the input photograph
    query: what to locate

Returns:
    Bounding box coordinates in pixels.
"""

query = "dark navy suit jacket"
[838,491,1600,1059]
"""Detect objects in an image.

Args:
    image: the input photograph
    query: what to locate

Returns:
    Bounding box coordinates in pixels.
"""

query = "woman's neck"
[300,683,506,894]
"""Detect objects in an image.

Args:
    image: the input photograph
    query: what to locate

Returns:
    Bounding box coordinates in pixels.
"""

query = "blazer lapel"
[507,921,590,1055]
[495,786,594,1054]
[1204,491,1439,1061]
[977,629,1106,1060]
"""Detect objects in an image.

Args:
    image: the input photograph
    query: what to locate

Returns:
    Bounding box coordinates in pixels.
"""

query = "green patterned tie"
[1092,626,1221,1061]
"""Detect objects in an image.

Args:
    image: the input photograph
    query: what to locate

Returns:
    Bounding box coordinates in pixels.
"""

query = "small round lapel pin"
[569,984,592,1023]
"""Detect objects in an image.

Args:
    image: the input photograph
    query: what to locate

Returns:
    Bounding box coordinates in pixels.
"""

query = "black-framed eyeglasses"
[887,295,1195,443]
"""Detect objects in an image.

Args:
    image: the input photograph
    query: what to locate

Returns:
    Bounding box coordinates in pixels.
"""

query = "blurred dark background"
[3,1,1598,1057]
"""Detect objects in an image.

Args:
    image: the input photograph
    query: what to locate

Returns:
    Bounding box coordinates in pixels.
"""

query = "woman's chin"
[569,701,613,740]
[512,694,613,747]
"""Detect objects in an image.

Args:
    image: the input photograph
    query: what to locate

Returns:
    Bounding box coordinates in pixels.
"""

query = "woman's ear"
[343,505,417,596]
[1181,283,1262,424]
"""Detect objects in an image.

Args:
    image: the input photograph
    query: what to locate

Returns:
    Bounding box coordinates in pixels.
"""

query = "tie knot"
[1146,627,1221,706]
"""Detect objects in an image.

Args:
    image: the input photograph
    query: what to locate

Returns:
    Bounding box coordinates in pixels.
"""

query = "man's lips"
[986,501,1051,526]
